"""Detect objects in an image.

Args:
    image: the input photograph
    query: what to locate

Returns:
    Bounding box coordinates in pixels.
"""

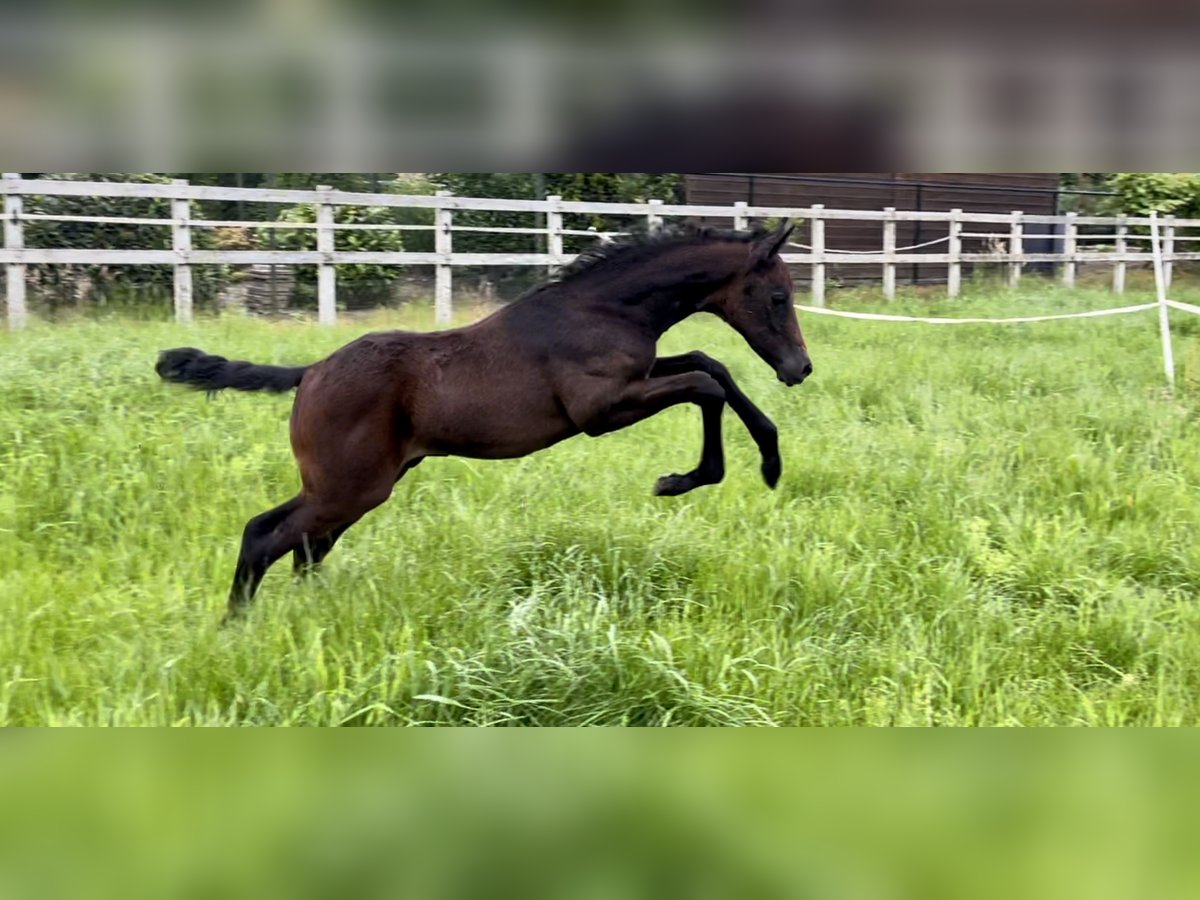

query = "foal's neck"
[603,241,744,337]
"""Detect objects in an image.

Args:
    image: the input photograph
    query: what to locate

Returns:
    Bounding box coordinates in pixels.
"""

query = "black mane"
[552,223,766,286]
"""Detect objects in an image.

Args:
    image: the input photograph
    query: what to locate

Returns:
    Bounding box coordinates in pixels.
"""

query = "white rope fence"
[795,302,1159,325]
[793,212,1198,388]
[1167,298,1200,316]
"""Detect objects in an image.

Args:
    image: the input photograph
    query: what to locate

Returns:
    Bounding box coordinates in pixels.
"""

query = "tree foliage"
[1055,173,1110,214]
[21,173,423,309]
[263,175,437,286]
[427,173,684,254]
[23,173,224,308]
[16,173,681,309]
[1101,173,1200,218]
[262,202,407,284]
[172,174,400,220]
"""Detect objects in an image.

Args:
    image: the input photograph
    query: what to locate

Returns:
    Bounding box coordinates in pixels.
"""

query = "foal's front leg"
[575,371,727,496]
[652,392,724,496]
[651,352,782,489]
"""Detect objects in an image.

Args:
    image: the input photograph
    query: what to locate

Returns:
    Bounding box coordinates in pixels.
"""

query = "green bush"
[23,173,227,310]
[1102,173,1200,218]
[260,202,408,285]
[428,173,684,254]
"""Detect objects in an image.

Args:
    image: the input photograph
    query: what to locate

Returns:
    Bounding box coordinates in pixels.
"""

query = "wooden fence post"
[3,172,26,330]
[1008,210,1023,290]
[545,194,563,275]
[882,207,896,301]
[646,199,663,233]
[1062,211,1077,288]
[1164,214,1175,291]
[1150,212,1175,389]
[435,190,453,324]
[733,201,748,232]
[315,184,336,325]
[1113,216,1127,294]
[810,204,825,308]
[947,208,962,298]
[171,178,193,324]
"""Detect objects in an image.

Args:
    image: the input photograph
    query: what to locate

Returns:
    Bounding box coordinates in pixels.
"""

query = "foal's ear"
[749,219,795,269]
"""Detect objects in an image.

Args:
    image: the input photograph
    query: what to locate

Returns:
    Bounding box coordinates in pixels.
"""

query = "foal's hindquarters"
[226,341,414,617]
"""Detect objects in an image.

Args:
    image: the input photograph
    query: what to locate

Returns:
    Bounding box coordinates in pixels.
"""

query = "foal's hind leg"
[226,495,334,620]
[293,522,354,576]
[292,458,423,576]
[226,468,409,619]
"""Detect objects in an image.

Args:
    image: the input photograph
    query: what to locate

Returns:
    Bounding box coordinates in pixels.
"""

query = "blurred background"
[1,2,1198,173]
[2,734,1200,899]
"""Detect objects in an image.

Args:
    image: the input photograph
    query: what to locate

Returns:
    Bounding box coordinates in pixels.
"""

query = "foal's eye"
[771,290,790,305]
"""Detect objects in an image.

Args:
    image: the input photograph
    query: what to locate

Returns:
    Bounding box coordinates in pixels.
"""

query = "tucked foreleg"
[651,352,782,489]
[572,371,727,496]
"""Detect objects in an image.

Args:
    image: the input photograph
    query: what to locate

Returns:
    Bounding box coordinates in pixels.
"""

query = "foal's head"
[705,221,813,386]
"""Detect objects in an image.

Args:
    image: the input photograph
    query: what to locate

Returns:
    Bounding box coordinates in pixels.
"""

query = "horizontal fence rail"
[4,174,1200,330]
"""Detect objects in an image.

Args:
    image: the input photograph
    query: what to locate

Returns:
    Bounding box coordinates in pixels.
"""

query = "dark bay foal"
[157,220,812,618]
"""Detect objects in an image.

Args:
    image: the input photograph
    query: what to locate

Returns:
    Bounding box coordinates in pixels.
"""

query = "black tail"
[155,347,310,394]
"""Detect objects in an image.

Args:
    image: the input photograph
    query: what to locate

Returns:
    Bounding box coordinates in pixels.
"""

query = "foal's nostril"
[778,356,813,386]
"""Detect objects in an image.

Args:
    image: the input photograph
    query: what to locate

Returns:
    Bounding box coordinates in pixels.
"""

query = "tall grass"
[4,279,1200,725]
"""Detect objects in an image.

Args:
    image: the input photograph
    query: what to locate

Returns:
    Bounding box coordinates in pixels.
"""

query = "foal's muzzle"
[777,355,813,386]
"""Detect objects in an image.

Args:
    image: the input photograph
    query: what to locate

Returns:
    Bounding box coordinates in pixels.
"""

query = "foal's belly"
[410,383,580,460]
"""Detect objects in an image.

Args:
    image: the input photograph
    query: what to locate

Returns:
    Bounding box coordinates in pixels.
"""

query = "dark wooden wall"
[684,174,1062,285]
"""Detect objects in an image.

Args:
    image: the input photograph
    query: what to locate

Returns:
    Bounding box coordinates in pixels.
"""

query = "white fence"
[4,173,1200,331]
[793,213,1192,389]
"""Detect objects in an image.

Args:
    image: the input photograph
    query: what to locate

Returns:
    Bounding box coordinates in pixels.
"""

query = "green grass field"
[4,278,1200,725]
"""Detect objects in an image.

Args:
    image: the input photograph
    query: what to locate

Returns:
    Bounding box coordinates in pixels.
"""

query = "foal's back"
[294,300,594,461]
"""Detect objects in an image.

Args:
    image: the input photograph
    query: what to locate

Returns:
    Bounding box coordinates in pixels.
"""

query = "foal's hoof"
[654,473,696,497]
[761,455,782,489]
[220,606,247,628]
[654,468,722,496]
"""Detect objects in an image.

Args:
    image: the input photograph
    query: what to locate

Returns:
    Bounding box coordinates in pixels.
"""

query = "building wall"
[684,174,1061,285]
